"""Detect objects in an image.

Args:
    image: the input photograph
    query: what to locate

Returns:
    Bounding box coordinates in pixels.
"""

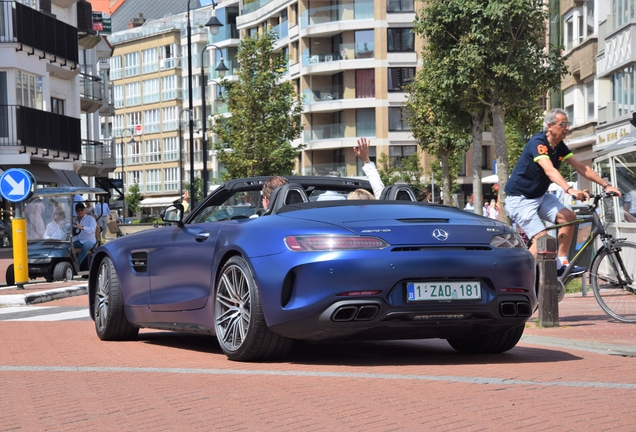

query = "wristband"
[566,186,573,194]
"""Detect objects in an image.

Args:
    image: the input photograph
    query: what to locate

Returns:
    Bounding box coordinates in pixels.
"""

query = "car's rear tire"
[214,256,293,362]
[5,264,14,286]
[447,324,524,354]
[94,256,138,341]
[53,262,73,281]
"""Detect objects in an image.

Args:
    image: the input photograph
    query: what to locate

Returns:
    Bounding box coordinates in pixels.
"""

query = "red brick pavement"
[1,320,636,430]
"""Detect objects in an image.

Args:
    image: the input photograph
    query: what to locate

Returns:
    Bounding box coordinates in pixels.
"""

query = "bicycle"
[528,191,636,323]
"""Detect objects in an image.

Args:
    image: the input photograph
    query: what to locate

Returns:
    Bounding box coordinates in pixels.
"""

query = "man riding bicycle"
[504,108,622,277]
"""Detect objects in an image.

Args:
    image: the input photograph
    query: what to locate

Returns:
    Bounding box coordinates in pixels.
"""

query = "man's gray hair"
[544,108,568,130]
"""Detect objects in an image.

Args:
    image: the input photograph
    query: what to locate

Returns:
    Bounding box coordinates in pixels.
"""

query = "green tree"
[406,67,472,206]
[125,183,142,215]
[377,152,426,190]
[183,177,204,204]
[413,0,568,221]
[212,29,304,180]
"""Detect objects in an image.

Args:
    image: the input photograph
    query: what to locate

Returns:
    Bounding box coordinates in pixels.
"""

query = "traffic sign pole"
[0,169,36,289]
[11,205,28,288]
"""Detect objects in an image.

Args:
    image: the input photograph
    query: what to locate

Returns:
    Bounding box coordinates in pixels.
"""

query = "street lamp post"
[178,108,190,199]
[200,44,228,195]
[119,128,136,220]
[187,0,222,208]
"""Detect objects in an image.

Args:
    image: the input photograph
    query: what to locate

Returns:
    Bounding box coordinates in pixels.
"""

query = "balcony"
[302,42,374,67]
[160,57,183,70]
[79,73,104,113]
[302,162,347,177]
[79,138,117,176]
[0,105,81,156]
[1,2,79,65]
[301,1,374,28]
[303,121,376,141]
[209,23,240,43]
[303,85,343,103]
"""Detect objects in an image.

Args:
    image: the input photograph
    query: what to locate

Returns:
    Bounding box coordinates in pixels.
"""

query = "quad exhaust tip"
[332,304,379,322]
[500,301,532,318]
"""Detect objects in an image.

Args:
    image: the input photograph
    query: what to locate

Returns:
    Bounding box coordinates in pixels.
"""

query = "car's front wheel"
[447,324,524,354]
[214,256,293,362]
[53,262,73,281]
[94,256,139,341]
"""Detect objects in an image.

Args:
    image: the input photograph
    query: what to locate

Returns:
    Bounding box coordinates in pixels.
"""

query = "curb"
[521,334,636,357]
[0,285,88,307]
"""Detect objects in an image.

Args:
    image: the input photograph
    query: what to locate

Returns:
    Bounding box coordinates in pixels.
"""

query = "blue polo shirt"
[504,131,573,199]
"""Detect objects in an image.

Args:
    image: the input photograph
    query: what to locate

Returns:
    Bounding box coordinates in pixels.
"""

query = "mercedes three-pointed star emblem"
[432,228,449,241]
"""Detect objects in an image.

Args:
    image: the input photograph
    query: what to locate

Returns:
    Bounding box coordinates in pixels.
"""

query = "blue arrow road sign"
[0,168,36,202]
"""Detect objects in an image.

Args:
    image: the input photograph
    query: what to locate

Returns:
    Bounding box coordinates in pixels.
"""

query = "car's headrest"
[262,183,308,215]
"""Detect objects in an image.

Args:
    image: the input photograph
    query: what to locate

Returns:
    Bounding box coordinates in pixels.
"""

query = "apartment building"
[107,2,239,215]
[1,0,114,198]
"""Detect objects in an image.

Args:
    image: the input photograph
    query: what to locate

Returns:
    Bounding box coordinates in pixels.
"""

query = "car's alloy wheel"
[447,324,525,354]
[214,256,292,361]
[94,256,139,341]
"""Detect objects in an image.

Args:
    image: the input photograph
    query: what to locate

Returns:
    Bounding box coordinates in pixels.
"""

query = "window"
[161,75,181,100]
[112,114,124,137]
[387,0,414,12]
[389,145,416,167]
[160,44,181,69]
[586,81,595,120]
[355,69,375,98]
[144,109,160,133]
[124,52,140,77]
[481,146,490,170]
[387,28,414,52]
[145,169,161,193]
[128,171,141,188]
[356,108,376,137]
[129,139,142,165]
[615,0,635,27]
[15,71,43,109]
[389,107,410,131]
[388,67,415,92]
[110,56,122,80]
[162,106,179,132]
[145,139,161,163]
[126,112,141,131]
[587,0,594,36]
[125,82,141,106]
[143,79,159,104]
[611,65,635,116]
[142,48,159,74]
[51,97,65,115]
[565,16,574,50]
[355,30,374,59]
[164,168,179,192]
[113,85,124,108]
[163,137,178,161]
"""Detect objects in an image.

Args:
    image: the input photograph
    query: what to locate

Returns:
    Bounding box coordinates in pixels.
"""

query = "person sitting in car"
[72,202,97,265]
[43,208,69,240]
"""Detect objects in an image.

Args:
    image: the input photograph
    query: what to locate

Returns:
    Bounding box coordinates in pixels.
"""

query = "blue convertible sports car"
[88,176,536,362]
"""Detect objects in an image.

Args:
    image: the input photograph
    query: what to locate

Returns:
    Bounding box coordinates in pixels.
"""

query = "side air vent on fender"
[130,252,148,272]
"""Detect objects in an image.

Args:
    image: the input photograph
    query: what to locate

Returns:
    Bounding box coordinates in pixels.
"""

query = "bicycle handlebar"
[588,191,619,212]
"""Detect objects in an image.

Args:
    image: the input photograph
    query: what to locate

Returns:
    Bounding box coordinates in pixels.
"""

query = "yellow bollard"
[11,217,28,288]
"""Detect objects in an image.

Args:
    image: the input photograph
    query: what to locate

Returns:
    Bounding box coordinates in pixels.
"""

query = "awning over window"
[0,164,66,185]
[52,169,89,187]
[139,196,181,208]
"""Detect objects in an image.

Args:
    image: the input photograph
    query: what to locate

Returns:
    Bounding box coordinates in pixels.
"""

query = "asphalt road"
[1,295,636,430]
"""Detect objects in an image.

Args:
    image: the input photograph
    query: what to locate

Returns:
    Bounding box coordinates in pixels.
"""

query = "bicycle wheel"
[590,241,636,323]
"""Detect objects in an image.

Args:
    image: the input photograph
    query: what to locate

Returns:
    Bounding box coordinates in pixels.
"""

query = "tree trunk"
[471,111,485,216]
[492,104,511,225]
[440,152,452,206]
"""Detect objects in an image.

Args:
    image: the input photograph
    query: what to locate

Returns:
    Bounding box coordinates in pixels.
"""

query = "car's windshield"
[24,195,73,241]
[190,191,262,223]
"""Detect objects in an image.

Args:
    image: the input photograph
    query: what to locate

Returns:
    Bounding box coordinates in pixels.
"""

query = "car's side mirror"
[163,204,184,227]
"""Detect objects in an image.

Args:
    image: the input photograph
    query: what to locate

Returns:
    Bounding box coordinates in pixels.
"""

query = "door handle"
[195,232,210,242]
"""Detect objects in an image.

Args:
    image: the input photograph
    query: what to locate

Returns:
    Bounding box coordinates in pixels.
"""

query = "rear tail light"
[284,235,389,252]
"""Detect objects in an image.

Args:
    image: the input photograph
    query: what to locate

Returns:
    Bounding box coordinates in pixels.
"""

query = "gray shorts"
[504,193,565,240]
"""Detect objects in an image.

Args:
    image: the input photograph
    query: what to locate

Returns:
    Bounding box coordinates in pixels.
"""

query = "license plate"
[406,281,481,301]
